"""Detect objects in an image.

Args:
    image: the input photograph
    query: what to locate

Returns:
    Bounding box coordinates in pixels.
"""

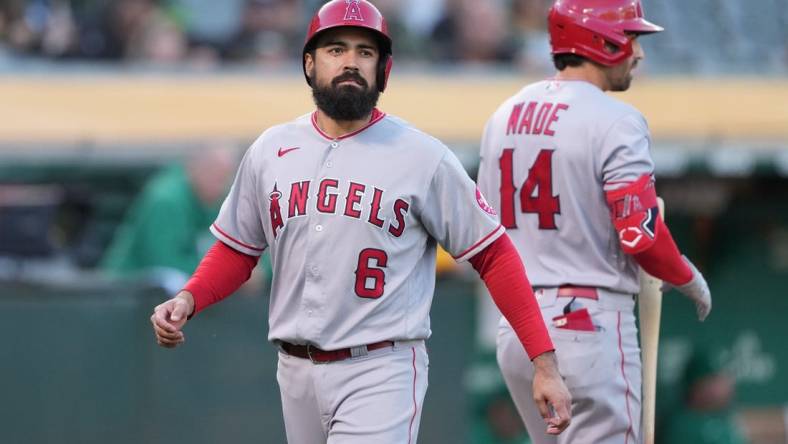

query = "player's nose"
[341,51,361,70]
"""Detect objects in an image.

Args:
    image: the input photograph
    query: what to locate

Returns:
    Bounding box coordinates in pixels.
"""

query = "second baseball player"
[478,0,713,443]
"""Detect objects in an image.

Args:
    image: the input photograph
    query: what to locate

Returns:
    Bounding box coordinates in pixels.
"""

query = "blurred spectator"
[169,0,244,47]
[121,0,187,64]
[398,0,445,40]
[101,141,238,289]
[1,0,787,73]
[2,0,77,57]
[661,347,749,444]
[224,0,304,65]
[0,4,9,54]
[511,0,552,74]
[430,0,516,64]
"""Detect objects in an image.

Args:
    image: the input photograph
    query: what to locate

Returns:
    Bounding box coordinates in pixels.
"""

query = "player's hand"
[663,256,712,321]
[531,351,572,435]
[150,291,194,348]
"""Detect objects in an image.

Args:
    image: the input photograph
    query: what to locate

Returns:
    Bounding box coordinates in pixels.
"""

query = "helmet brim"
[624,18,664,35]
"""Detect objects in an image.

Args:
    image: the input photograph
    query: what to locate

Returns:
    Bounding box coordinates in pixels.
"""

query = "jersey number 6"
[499,148,560,230]
[354,248,388,298]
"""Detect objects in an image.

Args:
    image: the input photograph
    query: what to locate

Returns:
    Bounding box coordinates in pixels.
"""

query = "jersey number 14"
[499,148,560,230]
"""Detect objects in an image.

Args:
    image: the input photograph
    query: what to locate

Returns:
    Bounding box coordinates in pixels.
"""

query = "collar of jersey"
[311,108,386,141]
[544,77,598,89]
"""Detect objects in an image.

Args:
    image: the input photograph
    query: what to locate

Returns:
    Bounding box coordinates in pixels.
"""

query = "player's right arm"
[602,114,711,321]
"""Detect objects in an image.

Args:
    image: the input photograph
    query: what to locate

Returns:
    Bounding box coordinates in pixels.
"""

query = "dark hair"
[553,53,587,70]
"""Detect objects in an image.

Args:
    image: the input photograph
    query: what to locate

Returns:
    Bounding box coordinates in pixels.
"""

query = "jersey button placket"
[301,139,336,340]
[326,140,338,167]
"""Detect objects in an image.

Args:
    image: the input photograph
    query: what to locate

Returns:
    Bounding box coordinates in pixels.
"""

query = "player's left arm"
[468,235,552,359]
[419,150,552,356]
[468,235,571,434]
[602,114,710,321]
[420,149,571,433]
[418,150,557,352]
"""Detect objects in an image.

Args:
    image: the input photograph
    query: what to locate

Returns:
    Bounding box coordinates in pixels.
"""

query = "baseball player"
[150,1,571,443]
[477,1,713,443]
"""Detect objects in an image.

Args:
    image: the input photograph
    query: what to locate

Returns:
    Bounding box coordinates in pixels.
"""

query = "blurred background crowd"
[2,0,788,74]
[1,1,787,444]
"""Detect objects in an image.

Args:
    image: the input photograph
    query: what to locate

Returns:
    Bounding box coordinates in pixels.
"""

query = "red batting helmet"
[548,0,663,66]
[303,0,393,92]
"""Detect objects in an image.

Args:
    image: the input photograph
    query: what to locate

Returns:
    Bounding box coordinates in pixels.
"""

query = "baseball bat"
[639,197,665,444]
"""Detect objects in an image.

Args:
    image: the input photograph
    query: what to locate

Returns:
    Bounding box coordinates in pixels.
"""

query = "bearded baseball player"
[477,1,712,443]
[150,1,571,442]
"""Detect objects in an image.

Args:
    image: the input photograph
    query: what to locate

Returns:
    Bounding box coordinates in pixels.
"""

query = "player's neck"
[554,66,610,92]
[314,109,374,139]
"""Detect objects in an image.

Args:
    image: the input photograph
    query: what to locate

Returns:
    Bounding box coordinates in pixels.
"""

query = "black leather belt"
[280,341,395,363]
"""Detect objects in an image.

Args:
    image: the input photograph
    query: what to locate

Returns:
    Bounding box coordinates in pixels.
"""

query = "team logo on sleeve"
[476,187,497,216]
[344,0,364,21]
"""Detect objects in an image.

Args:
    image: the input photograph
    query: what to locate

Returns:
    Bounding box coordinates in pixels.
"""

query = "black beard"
[311,72,380,121]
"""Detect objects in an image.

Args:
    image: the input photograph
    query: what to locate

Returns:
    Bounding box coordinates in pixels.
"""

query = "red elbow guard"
[605,174,659,255]
[605,175,692,286]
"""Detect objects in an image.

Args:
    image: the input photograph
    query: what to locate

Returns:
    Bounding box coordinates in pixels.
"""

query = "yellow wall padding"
[1,75,786,144]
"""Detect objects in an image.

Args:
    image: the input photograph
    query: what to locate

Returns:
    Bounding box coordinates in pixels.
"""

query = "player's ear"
[304,52,315,81]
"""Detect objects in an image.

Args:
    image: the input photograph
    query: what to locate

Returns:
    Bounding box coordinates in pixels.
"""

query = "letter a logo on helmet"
[344,0,364,21]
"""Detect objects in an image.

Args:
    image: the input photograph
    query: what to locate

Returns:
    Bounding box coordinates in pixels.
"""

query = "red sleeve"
[633,216,693,286]
[469,234,554,360]
[183,240,259,316]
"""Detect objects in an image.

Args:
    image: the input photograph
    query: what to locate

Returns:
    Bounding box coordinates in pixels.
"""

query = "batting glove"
[662,256,711,321]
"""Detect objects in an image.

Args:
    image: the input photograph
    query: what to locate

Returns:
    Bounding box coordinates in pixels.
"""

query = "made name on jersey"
[268,179,409,239]
[506,101,569,136]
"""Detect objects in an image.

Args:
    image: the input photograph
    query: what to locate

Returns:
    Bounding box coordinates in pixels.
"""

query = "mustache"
[332,72,368,88]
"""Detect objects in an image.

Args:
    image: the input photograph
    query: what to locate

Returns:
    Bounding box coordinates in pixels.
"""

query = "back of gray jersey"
[213,111,502,350]
[478,80,655,294]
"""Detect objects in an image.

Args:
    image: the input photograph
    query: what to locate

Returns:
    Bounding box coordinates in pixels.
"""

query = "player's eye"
[360,50,373,57]
[328,47,343,55]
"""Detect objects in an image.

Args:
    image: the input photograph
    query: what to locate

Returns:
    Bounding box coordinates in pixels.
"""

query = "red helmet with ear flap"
[303,0,393,92]
[548,0,663,66]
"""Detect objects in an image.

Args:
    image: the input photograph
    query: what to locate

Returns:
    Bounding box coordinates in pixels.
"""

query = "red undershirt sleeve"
[633,216,693,286]
[183,240,260,316]
[468,234,554,360]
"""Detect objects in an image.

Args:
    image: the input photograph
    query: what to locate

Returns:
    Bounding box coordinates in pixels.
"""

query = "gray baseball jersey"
[477,79,654,294]
[212,110,503,350]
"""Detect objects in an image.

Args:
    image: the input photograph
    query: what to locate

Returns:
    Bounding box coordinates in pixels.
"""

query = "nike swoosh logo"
[278,147,300,157]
